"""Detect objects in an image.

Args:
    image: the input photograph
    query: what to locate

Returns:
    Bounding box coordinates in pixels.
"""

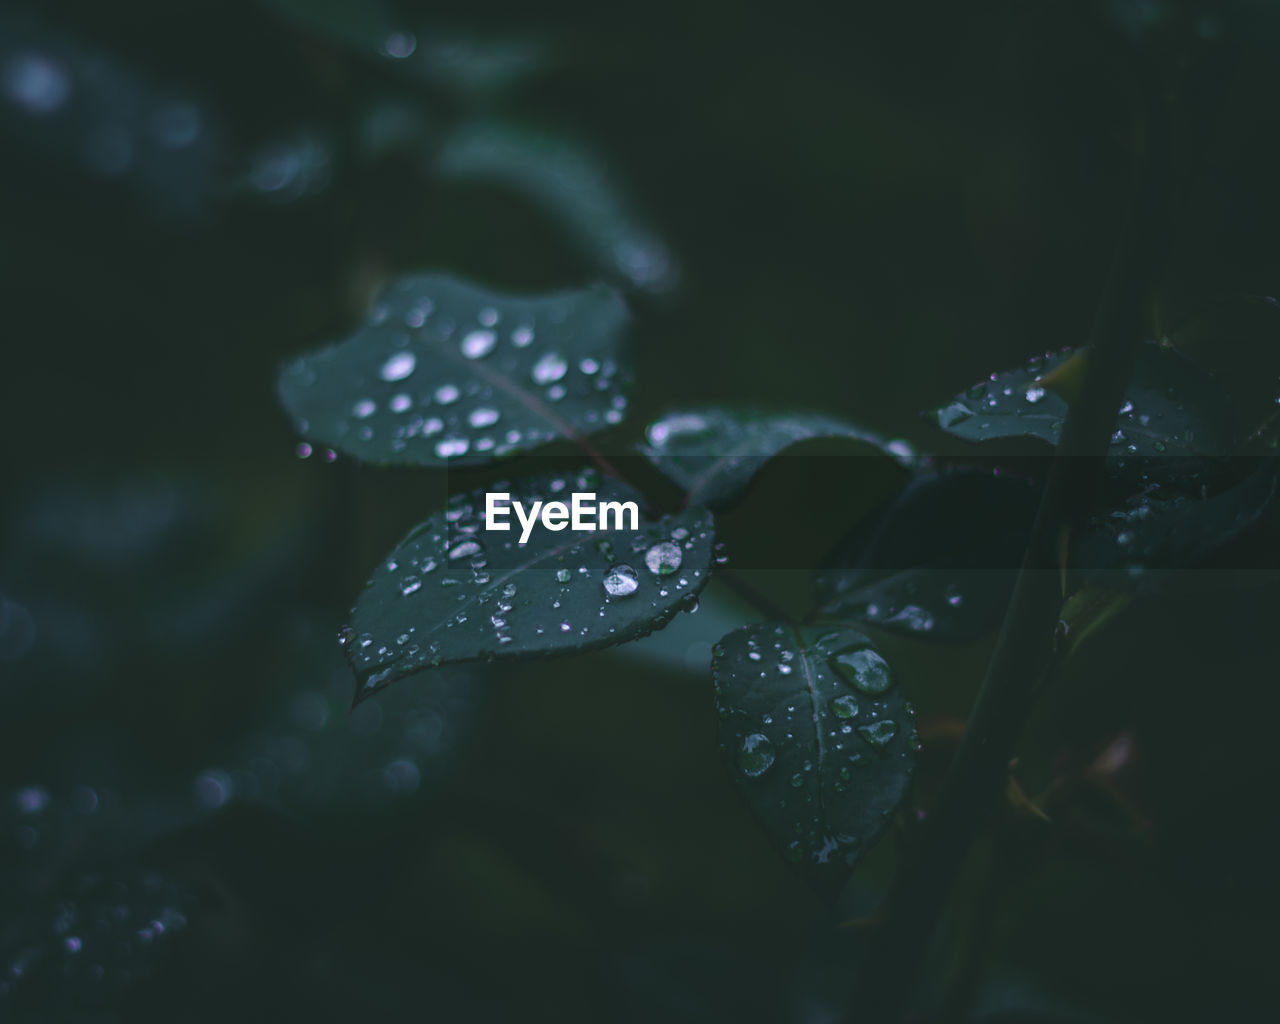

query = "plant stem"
[849,57,1169,1023]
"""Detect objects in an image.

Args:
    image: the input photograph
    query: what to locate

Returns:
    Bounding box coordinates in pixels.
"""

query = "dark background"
[2,1,1280,1020]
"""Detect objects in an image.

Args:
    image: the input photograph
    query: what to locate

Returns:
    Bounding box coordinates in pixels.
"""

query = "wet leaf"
[928,342,1236,460]
[713,624,916,895]
[1072,456,1280,589]
[278,274,631,466]
[814,469,1040,642]
[345,469,714,700]
[639,408,916,510]
[435,122,678,294]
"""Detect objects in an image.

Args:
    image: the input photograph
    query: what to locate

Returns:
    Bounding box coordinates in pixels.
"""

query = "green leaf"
[345,469,714,700]
[928,342,1236,459]
[713,624,916,894]
[814,469,1040,642]
[278,274,631,466]
[639,408,916,510]
[1072,456,1280,588]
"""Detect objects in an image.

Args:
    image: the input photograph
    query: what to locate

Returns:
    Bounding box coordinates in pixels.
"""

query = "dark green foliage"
[814,469,1040,642]
[6,1,1280,1020]
[345,471,714,699]
[712,625,917,894]
[278,275,631,466]
[930,341,1236,459]
[639,408,915,510]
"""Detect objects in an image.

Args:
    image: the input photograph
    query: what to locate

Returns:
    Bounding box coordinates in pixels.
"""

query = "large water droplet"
[737,733,776,778]
[468,407,500,428]
[830,645,892,694]
[603,563,639,597]
[380,351,417,381]
[555,568,572,583]
[460,329,497,359]
[829,694,860,719]
[644,541,683,575]
[1025,385,1046,404]
[934,402,973,428]
[531,352,568,385]
[858,721,898,749]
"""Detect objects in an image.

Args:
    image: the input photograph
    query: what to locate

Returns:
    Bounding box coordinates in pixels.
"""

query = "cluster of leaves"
[279,262,1278,894]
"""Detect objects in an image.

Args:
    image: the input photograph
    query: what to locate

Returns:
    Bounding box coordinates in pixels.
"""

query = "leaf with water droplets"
[639,409,916,510]
[814,468,1040,642]
[1072,456,1280,589]
[713,624,916,895]
[927,342,1236,461]
[345,469,714,700]
[278,274,632,466]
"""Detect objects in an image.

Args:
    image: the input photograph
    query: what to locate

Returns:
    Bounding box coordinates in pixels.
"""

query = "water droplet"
[511,326,534,347]
[555,568,571,583]
[858,720,898,749]
[531,352,568,385]
[1024,386,1046,404]
[381,31,417,59]
[737,733,776,777]
[468,407,500,428]
[460,329,497,359]
[829,694,860,719]
[830,645,892,694]
[434,383,460,404]
[353,398,376,419]
[934,402,973,428]
[435,436,470,459]
[400,575,422,595]
[3,53,71,116]
[790,772,805,788]
[647,413,712,447]
[380,351,417,381]
[945,584,964,607]
[603,563,639,597]
[390,393,412,413]
[644,541,683,575]
[448,537,483,560]
[558,620,572,633]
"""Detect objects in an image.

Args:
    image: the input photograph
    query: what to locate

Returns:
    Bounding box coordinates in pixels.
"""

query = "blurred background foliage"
[2,0,1280,1020]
